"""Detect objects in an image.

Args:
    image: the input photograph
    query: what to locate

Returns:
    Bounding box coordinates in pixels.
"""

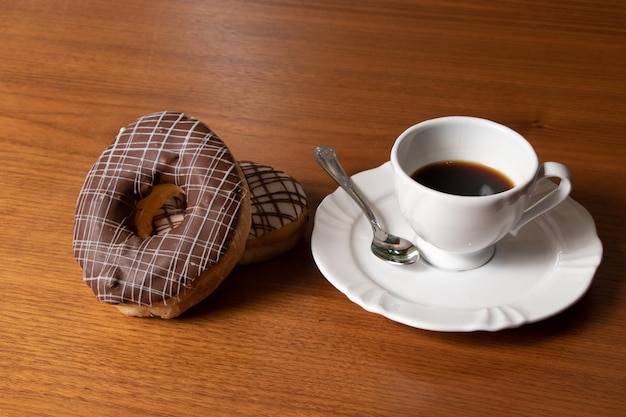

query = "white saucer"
[311,162,603,332]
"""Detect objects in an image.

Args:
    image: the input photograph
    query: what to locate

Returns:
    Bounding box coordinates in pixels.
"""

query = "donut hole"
[152,192,186,235]
[134,183,186,237]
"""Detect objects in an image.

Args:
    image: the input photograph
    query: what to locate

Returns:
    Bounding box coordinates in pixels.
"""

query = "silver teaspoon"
[314,146,419,265]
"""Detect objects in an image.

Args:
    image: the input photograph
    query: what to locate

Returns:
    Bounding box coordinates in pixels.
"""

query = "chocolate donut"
[151,161,308,265]
[73,111,251,318]
[238,161,308,265]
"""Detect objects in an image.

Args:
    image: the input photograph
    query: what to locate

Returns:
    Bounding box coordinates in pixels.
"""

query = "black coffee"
[411,160,514,196]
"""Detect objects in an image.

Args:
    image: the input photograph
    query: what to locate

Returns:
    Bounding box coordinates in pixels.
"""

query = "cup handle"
[510,162,572,235]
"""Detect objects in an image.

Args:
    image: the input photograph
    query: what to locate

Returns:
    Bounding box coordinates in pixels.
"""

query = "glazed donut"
[151,161,308,265]
[238,161,308,265]
[73,111,251,318]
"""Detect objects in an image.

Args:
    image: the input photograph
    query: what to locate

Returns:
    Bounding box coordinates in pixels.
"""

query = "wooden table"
[2,1,624,416]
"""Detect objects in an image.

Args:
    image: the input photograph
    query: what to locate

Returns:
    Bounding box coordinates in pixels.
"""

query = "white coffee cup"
[390,116,571,271]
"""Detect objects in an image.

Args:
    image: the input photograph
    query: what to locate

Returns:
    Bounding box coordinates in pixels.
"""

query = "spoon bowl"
[314,146,419,265]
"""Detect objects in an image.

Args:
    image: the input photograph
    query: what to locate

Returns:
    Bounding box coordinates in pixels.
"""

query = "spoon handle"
[314,146,379,227]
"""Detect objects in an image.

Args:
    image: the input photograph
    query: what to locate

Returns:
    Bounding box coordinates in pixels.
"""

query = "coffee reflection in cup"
[410,160,514,197]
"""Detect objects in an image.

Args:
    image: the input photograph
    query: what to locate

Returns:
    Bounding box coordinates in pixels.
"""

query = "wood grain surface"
[1,1,624,416]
